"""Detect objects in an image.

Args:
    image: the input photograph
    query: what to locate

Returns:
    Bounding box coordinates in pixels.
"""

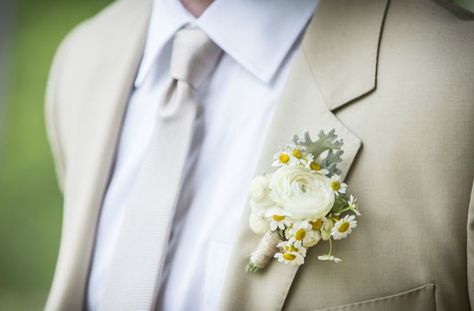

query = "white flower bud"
[249,213,270,234]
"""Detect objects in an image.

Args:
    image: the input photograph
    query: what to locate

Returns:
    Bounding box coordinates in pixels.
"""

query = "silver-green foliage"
[293,129,344,175]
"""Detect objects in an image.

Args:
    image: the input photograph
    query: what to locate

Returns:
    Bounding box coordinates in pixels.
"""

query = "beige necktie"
[99,26,222,311]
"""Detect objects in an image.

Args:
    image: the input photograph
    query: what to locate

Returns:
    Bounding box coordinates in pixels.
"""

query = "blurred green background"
[0,0,111,310]
[0,0,473,310]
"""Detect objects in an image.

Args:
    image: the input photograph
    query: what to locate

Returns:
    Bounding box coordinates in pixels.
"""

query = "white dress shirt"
[87,0,319,310]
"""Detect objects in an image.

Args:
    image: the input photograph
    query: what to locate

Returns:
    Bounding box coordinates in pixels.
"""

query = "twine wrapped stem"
[246,231,282,272]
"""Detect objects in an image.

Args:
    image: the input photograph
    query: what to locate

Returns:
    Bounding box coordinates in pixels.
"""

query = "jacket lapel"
[47,1,153,309]
[218,0,389,310]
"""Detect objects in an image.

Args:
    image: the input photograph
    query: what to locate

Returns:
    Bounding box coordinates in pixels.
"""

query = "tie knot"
[170,26,222,89]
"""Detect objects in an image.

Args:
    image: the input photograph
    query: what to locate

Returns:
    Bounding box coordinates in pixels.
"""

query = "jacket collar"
[304,0,390,111]
[135,0,319,86]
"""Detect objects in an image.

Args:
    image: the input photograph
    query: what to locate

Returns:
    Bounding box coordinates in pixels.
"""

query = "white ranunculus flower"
[269,166,335,220]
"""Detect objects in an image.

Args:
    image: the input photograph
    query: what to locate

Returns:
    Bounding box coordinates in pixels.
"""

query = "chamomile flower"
[320,217,334,241]
[317,254,342,263]
[309,218,323,231]
[274,244,305,266]
[332,215,357,240]
[309,161,330,175]
[269,214,291,231]
[272,148,294,167]
[288,221,321,248]
[289,145,314,168]
[277,240,307,256]
[348,195,361,216]
[330,175,347,195]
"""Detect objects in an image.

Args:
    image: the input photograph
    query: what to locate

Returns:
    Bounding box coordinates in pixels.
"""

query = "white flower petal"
[269,166,334,220]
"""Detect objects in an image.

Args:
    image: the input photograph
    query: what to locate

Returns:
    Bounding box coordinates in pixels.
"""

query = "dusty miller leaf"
[293,129,343,159]
[292,130,344,175]
[320,149,343,176]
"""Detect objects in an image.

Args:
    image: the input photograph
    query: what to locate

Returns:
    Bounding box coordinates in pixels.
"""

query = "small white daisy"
[272,147,293,167]
[320,217,334,241]
[318,254,342,263]
[274,250,305,266]
[288,221,321,248]
[309,161,330,175]
[330,175,347,195]
[289,145,314,168]
[269,214,291,231]
[277,240,307,257]
[348,195,361,216]
[332,215,357,240]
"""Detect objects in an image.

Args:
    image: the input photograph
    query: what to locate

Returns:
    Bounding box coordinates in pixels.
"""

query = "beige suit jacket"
[45,0,474,310]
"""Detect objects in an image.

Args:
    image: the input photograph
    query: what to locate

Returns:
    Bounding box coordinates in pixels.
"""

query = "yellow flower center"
[272,215,285,221]
[292,149,302,159]
[338,221,350,233]
[283,253,296,261]
[295,228,306,241]
[311,219,322,231]
[279,153,290,163]
[310,162,321,171]
[331,181,341,191]
[285,245,299,252]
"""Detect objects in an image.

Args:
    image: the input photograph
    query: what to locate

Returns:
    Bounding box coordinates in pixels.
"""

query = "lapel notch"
[305,0,390,111]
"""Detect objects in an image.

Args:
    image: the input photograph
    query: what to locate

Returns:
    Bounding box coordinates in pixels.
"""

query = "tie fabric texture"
[99,26,222,311]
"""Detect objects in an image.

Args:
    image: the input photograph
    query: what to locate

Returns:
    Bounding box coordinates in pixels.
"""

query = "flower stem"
[246,261,262,272]
[327,238,333,256]
[338,206,358,215]
[337,207,351,214]
[277,229,285,239]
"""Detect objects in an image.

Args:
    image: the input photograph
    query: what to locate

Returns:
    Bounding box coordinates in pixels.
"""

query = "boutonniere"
[247,130,361,272]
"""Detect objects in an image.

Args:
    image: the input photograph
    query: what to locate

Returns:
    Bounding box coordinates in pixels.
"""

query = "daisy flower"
[288,221,321,248]
[274,243,305,266]
[269,214,291,231]
[318,254,342,263]
[277,240,307,257]
[289,145,314,168]
[332,215,357,240]
[348,195,361,216]
[309,161,330,175]
[330,175,347,195]
[272,147,293,167]
[320,217,334,241]
[310,218,323,231]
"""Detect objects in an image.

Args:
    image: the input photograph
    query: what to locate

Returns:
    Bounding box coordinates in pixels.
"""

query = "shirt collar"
[135,0,319,87]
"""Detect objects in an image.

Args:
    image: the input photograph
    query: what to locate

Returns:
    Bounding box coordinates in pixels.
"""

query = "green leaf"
[331,193,349,214]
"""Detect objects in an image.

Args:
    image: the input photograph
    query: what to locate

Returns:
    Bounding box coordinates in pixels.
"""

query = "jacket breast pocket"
[315,283,435,311]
